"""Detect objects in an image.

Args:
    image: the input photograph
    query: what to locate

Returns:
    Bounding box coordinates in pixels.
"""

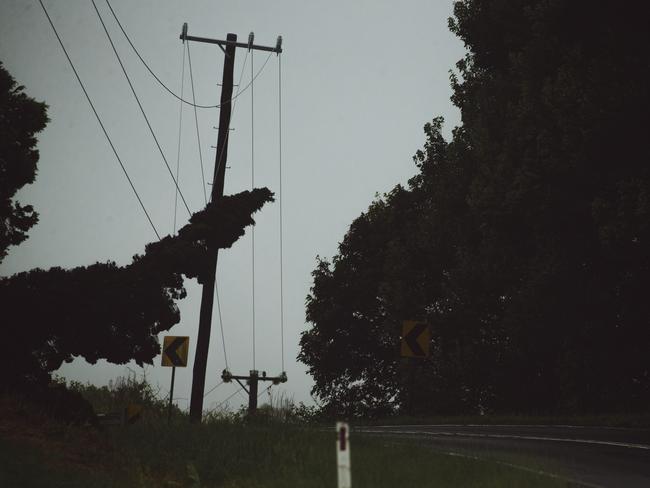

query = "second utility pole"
[189,32,237,423]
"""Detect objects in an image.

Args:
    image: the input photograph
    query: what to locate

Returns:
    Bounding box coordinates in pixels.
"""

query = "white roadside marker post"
[337,421,351,488]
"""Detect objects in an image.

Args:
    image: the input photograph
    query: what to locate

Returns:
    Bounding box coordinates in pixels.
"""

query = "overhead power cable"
[38,0,160,240]
[215,281,229,368]
[213,386,245,411]
[92,0,192,217]
[203,380,223,398]
[173,42,186,233]
[258,384,272,400]
[251,50,256,371]
[278,53,285,372]
[186,42,208,205]
[104,0,272,110]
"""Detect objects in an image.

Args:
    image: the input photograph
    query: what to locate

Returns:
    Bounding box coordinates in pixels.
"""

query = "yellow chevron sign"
[162,336,189,367]
[400,320,430,358]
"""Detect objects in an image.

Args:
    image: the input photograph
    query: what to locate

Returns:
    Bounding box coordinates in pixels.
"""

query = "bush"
[66,372,178,420]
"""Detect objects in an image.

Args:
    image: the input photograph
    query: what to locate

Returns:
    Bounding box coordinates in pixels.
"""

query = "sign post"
[161,336,190,423]
[336,421,351,488]
[168,366,176,424]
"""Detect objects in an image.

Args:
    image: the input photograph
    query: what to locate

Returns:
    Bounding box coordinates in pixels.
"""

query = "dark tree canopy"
[0,62,276,393]
[299,0,650,417]
[0,61,48,263]
[2,188,274,391]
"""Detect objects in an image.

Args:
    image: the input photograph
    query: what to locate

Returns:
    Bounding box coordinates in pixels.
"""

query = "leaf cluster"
[2,189,274,391]
[0,61,48,262]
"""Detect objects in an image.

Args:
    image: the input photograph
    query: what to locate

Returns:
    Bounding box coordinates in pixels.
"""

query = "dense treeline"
[299,0,650,416]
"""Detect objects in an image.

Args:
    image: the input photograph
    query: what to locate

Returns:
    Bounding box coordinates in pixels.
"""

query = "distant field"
[1,410,577,488]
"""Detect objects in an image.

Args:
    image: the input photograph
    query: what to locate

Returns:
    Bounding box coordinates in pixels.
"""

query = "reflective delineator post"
[337,421,351,488]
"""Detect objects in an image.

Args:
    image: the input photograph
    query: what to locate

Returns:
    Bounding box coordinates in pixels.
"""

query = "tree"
[0,62,48,263]
[300,0,650,416]
[2,188,274,391]
[0,63,276,394]
[448,0,650,413]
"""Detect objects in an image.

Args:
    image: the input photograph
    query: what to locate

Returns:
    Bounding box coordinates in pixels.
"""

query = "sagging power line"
[105,0,275,111]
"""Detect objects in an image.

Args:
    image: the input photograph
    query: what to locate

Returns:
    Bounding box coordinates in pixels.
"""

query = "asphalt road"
[356,424,650,487]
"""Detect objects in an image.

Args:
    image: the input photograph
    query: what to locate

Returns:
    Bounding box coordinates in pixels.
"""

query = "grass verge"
[1,412,576,487]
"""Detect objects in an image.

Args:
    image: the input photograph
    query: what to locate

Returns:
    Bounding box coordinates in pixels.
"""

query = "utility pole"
[181,25,283,423]
[221,369,287,414]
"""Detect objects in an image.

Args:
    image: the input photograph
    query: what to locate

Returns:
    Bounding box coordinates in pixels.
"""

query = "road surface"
[357,424,650,487]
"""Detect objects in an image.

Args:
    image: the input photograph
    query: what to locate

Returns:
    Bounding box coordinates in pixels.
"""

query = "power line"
[186,41,208,205]
[203,380,223,398]
[215,280,229,369]
[251,49,256,371]
[38,0,160,240]
[104,0,272,111]
[278,53,285,372]
[258,384,272,399]
[92,0,192,217]
[173,42,186,233]
[104,0,216,109]
[213,386,245,410]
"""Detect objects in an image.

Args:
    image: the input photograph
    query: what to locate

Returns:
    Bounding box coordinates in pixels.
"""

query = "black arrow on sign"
[164,337,186,366]
[404,322,427,357]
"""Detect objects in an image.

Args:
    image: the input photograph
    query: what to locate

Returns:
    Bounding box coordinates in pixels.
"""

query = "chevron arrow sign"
[162,336,190,367]
[400,320,430,358]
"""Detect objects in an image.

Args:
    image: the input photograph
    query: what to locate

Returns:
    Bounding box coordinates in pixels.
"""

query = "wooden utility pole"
[188,32,237,423]
[181,26,283,423]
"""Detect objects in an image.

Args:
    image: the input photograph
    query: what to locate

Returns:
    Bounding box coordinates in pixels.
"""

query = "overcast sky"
[0,0,465,411]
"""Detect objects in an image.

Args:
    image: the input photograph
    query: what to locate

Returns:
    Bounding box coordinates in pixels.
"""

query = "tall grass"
[1,386,572,488]
[104,420,571,487]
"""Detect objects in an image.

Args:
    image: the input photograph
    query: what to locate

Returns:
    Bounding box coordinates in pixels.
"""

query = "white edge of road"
[356,427,650,451]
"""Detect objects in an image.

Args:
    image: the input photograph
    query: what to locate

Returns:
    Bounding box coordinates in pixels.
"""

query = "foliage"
[1,188,274,391]
[0,61,48,263]
[300,0,650,416]
[65,373,169,416]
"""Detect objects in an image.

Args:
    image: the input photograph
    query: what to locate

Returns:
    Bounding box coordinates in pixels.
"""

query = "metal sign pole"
[168,366,176,424]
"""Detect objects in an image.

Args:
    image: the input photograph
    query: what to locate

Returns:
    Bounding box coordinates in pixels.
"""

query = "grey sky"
[0,0,465,411]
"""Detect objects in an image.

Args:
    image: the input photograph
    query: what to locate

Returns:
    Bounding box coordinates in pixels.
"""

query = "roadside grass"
[0,394,577,487]
[1,418,575,487]
[0,436,120,488]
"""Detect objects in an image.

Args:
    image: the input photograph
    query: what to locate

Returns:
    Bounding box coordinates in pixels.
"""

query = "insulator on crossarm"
[221,369,232,383]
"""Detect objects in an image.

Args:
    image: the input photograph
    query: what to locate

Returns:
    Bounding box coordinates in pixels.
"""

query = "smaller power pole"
[222,369,287,414]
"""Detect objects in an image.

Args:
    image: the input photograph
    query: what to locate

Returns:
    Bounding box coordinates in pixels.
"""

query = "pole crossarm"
[221,369,288,414]
[181,24,282,54]
[222,369,288,385]
[234,378,249,394]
